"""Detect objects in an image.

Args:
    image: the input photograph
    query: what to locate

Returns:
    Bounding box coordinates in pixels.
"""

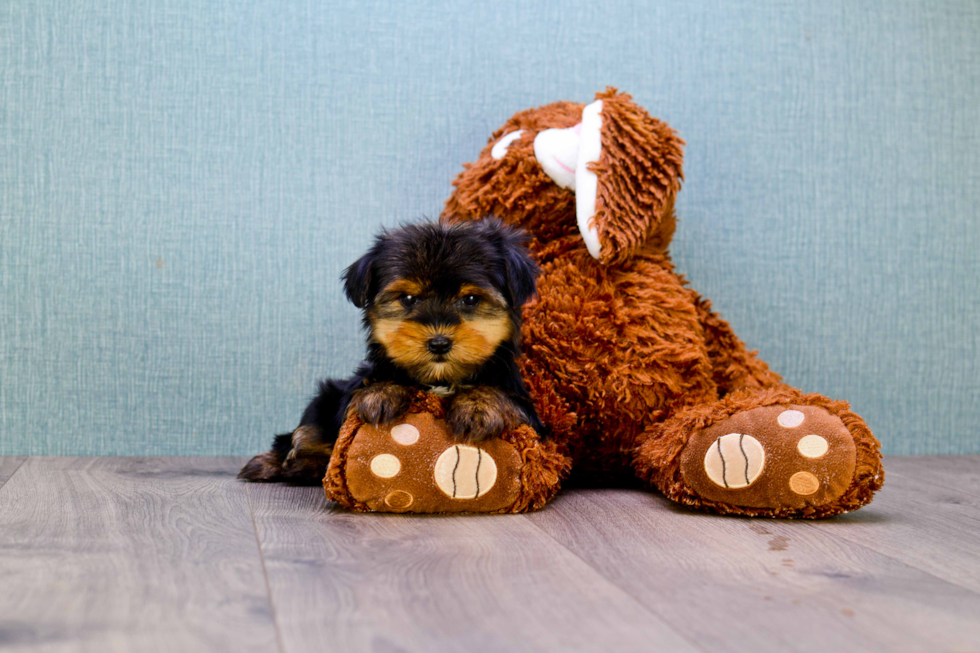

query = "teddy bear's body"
[321,88,884,518]
[518,234,776,479]
[436,88,884,517]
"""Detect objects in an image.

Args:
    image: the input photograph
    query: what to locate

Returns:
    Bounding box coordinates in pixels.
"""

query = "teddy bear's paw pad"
[369,454,402,478]
[434,445,497,499]
[680,405,857,510]
[384,490,414,510]
[703,433,766,489]
[344,411,523,513]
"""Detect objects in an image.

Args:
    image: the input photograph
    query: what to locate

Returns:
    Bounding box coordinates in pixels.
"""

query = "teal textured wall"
[2,1,978,455]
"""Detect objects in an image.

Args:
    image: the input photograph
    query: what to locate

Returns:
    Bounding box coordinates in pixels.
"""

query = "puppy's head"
[342,218,538,385]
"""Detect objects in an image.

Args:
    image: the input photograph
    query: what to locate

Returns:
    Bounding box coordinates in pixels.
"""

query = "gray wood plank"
[885,455,980,496]
[527,488,980,653]
[810,461,980,595]
[0,456,27,488]
[249,483,701,653]
[0,457,280,653]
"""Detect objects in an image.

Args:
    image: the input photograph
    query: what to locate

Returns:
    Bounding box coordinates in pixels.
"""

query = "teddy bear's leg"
[692,293,787,394]
[633,388,884,518]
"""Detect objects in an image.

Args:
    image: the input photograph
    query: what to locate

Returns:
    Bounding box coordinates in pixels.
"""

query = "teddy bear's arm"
[692,293,786,396]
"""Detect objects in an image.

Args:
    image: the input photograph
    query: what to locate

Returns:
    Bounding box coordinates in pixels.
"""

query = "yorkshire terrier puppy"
[239,218,544,484]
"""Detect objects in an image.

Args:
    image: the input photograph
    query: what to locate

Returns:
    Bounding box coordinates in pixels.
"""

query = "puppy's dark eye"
[461,294,481,308]
[399,294,419,308]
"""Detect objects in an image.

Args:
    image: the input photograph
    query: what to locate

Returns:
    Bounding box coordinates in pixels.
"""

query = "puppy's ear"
[474,217,539,308]
[502,238,538,309]
[342,249,376,309]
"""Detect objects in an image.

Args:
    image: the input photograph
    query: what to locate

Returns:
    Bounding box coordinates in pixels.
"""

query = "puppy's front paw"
[448,387,524,442]
[351,382,411,426]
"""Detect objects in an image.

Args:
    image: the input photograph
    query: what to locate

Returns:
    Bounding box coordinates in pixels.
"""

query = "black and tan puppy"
[239,218,544,484]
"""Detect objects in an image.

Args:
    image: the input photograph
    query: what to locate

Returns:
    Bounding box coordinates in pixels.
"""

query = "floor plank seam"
[0,456,29,492]
[246,483,289,653]
[519,513,712,653]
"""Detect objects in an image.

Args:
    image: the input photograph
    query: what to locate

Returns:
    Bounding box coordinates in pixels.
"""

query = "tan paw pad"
[384,490,414,510]
[797,434,829,458]
[777,409,805,428]
[789,471,820,495]
[434,445,497,499]
[703,433,765,489]
[370,453,401,478]
[390,423,420,445]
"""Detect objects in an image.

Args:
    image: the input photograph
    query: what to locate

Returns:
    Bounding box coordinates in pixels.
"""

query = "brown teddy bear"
[325,88,884,518]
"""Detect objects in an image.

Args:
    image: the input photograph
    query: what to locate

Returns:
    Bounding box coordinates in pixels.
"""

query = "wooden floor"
[0,457,978,652]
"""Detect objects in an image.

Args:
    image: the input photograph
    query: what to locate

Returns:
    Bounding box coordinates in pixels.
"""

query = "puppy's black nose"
[426,335,453,355]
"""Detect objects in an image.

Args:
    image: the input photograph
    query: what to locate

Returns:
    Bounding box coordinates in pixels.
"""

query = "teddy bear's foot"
[324,390,571,514]
[641,390,884,518]
[339,411,525,512]
[682,403,862,510]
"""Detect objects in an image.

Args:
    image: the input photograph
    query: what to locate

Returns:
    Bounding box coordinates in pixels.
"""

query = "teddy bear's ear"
[579,88,684,264]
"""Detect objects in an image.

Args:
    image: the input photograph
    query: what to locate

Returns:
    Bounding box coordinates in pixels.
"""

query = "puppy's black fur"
[239,218,543,485]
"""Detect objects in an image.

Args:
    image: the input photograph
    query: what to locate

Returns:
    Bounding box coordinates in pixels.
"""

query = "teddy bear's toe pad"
[680,405,856,510]
[345,412,523,513]
[434,445,498,499]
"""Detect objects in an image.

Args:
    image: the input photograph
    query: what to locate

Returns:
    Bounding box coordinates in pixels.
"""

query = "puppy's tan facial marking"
[452,314,512,364]
[370,318,468,384]
[381,279,423,296]
[371,318,438,371]
[370,313,513,385]
[456,284,506,306]
[375,279,425,310]
[368,274,518,385]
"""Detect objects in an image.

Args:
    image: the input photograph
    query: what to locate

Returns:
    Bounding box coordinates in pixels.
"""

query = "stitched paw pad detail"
[703,434,765,489]
[434,445,498,499]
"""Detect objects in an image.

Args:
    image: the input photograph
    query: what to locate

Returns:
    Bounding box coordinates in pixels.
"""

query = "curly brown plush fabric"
[588,88,684,264]
[436,87,884,518]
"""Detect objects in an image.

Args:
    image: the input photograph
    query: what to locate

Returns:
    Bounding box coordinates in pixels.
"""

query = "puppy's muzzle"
[426,335,453,355]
